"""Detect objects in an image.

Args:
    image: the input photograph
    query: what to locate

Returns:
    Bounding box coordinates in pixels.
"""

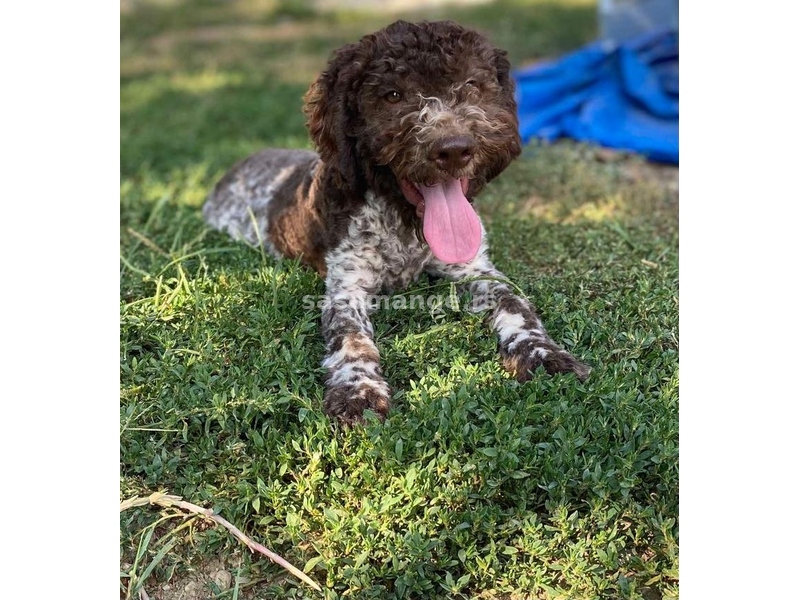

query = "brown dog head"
[303,20,522,262]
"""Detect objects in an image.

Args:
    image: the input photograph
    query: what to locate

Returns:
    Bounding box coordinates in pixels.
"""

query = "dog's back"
[203,148,328,271]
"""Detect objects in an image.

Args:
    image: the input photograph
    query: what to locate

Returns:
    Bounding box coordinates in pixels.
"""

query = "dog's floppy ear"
[303,42,368,192]
[484,46,522,181]
[492,47,518,113]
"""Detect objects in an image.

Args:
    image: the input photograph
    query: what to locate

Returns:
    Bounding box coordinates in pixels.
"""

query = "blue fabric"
[513,29,679,164]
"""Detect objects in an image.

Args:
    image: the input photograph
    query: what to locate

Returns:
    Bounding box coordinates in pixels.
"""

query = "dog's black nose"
[429,135,476,173]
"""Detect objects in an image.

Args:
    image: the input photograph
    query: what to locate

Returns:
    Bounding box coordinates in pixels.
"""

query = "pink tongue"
[420,179,482,264]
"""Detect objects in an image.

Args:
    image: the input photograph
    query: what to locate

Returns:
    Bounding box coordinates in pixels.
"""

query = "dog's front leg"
[320,267,390,425]
[428,252,591,382]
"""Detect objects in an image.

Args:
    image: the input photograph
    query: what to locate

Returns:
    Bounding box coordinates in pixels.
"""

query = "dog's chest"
[334,194,431,292]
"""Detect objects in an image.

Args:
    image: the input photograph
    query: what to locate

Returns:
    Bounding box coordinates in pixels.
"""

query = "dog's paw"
[323,380,391,426]
[501,338,591,382]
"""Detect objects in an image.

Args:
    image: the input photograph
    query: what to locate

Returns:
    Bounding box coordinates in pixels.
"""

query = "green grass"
[120,1,678,598]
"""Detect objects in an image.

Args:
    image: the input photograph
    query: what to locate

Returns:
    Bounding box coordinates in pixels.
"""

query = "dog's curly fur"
[203,20,589,425]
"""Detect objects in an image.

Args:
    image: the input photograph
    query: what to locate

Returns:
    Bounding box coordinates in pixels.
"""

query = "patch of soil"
[593,147,679,202]
[131,556,240,600]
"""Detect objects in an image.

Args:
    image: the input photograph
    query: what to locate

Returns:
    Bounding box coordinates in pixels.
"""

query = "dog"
[203,20,590,425]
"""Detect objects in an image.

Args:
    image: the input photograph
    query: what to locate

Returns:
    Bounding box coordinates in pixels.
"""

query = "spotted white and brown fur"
[203,20,590,425]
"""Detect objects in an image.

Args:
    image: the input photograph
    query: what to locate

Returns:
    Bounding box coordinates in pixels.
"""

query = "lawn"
[120,1,679,598]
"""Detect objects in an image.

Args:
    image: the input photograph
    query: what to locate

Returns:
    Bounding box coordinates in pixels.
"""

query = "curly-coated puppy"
[203,20,590,425]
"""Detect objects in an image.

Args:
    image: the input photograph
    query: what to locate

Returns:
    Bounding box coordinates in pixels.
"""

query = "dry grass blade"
[121,492,323,593]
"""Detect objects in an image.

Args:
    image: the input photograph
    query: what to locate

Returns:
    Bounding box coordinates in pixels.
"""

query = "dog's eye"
[385,90,402,103]
[465,80,478,88]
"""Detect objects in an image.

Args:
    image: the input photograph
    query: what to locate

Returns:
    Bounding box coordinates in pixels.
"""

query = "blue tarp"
[513,29,679,164]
